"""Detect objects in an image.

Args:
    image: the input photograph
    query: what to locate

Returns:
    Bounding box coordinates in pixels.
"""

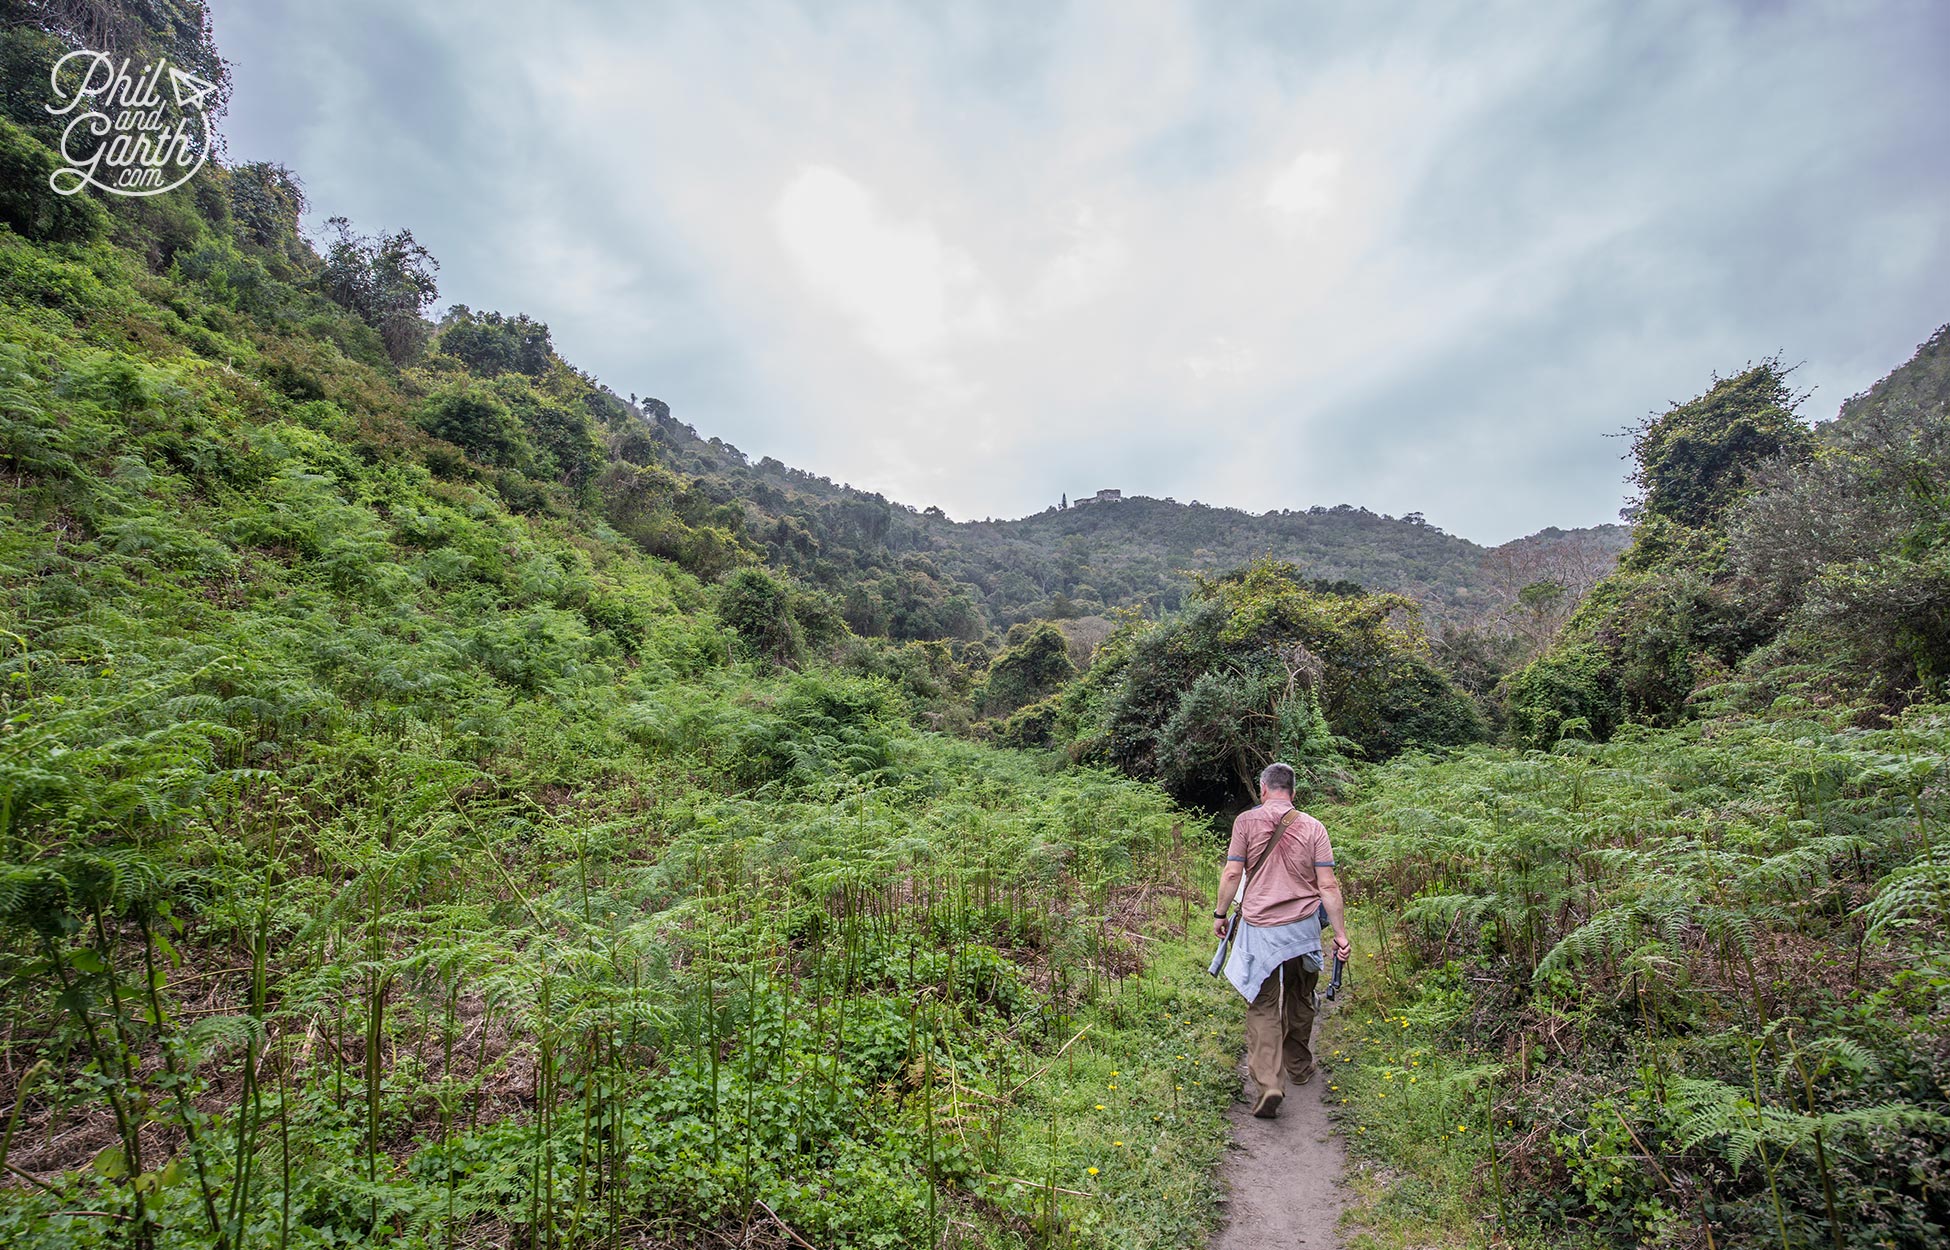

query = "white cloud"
[1264,149,1343,220]
[1184,337,1257,382]
[1025,204,1128,316]
[773,165,1004,365]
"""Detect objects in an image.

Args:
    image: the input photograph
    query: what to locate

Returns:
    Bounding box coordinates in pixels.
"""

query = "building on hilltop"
[1072,488,1122,506]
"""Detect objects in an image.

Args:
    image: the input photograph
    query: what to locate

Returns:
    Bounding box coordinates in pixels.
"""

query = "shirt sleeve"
[1225,814,1248,863]
[1308,816,1336,867]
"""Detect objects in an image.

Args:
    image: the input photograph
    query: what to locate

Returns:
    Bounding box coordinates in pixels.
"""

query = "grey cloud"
[209,0,1950,543]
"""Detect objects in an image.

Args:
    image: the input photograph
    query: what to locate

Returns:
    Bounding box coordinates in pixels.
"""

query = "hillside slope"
[1505,326,1950,747]
[0,132,1247,1249]
[1312,327,1950,1249]
[637,405,1629,631]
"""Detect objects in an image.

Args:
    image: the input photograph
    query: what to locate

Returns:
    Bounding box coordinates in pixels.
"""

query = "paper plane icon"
[168,65,218,110]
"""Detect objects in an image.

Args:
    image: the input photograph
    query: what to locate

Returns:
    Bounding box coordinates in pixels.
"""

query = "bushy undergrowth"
[0,221,1244,1248]
[1328,711,1950,1249]
[1504,332,1950,748]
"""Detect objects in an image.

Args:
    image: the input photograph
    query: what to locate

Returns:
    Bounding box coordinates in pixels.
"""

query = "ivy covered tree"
[717,567,803,668]
[318,216,440,364]
[418,383,525,470]
[715,567,848,670]
[1621,359,1815,570]
[1063,558,1481,807]
[1508,359,1830,745]
[978,622,1075,717]
[225,161,312,278]
[437,307,554,378]
[1723,324,1950,707]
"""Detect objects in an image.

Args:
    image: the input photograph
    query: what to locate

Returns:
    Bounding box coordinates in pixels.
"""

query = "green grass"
[1323,914,1587,1250]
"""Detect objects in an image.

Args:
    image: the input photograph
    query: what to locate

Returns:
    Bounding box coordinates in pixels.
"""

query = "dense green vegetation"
[4,8,1947,1250]
[0,25,1253,1246]
[1053,560,1485,808]
[1507,333,1950,747]
[1330,710,1949,1249]
[0,211,1252,1250]
[1320,331,1950,1249]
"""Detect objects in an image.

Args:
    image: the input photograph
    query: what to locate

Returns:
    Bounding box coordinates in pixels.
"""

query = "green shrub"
[996,693,1063,748]
[1068,558,1476,804]
[717,566,806,668]
[979,621,1076,717]
[1504,640,1622,747]
[419,382,530,470]
[0,117,107,244]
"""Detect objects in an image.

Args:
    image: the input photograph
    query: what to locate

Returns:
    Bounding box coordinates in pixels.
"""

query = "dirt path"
[1211,1010,1349,1250]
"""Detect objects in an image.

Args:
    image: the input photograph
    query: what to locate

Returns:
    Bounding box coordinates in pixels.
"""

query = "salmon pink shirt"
[1225,799,1336,927]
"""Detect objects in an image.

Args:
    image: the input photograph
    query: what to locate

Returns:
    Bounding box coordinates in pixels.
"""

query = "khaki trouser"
[1245,954,1319,1101]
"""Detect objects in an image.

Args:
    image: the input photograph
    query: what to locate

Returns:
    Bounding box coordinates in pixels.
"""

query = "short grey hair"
[1258,762,1297,794]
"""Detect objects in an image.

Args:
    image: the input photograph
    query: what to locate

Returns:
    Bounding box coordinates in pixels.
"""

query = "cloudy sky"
[209,0,1950,544]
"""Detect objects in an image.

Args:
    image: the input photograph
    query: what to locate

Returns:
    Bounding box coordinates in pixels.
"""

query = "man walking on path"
[1212,762,1351,1118]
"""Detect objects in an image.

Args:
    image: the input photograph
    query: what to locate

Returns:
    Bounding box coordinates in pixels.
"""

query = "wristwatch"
[1213,911,1227,918]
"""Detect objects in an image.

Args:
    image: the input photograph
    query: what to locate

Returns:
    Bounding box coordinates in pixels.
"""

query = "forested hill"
[631,399,1630,632]
[926,498,1627,629]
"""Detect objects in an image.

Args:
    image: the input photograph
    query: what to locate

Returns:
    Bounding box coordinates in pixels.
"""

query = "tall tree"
[1627,359,1814,533]
[318,216,440,364]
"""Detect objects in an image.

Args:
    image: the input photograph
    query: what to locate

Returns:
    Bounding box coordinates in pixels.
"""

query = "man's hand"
[1318,865,1351,965]
[1213,914,1231,939]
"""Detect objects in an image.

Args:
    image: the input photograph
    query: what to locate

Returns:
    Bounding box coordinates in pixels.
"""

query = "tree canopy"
[1063,558,1483,807]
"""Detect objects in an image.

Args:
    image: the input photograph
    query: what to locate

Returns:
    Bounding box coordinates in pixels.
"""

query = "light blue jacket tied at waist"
[1210,912,1323,1002]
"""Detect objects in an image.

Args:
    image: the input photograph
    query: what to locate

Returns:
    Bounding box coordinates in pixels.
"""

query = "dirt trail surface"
[1211,1018,1349,1250]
